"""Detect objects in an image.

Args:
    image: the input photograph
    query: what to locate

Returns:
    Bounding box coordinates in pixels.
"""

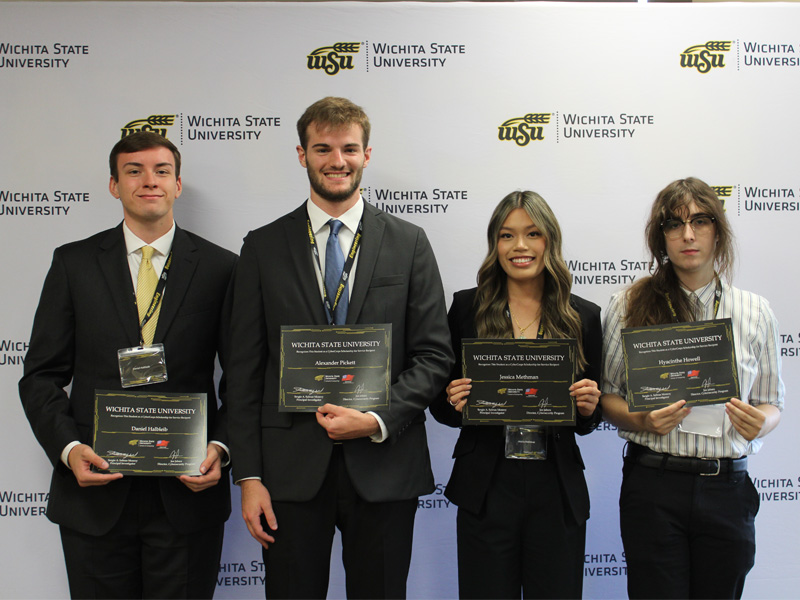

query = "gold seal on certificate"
[461,338,577,426]
[279,324,391,412]
[621,318,740,412]
[93,390,207,475]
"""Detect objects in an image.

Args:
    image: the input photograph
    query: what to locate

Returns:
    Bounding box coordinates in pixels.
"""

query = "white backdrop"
[1,2,798,598]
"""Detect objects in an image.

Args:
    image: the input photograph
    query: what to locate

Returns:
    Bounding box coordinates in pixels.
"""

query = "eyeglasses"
[660,215,716,239]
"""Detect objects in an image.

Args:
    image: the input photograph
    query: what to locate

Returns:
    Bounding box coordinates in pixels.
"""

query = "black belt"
[625,443,747,477]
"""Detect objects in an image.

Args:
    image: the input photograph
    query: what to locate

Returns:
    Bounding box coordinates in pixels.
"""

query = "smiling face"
[109,146,181,236]
[664,200,718,287]
[297,122,371,214]
[497,208,547,285]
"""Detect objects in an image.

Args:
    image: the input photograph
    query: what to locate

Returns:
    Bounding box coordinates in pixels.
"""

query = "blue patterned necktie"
[324,219,348,324]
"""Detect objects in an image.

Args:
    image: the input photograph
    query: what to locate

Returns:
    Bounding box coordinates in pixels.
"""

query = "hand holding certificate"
[621,318,740,412]
[461,338,577,425]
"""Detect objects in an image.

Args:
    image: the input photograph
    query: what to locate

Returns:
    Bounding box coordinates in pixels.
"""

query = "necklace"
[509,307,539,339]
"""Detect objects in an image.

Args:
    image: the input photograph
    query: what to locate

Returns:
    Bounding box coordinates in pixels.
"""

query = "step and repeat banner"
[1,2,798,598]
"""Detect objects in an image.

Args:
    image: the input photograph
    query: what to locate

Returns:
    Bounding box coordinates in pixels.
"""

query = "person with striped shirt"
[601,177,784,599]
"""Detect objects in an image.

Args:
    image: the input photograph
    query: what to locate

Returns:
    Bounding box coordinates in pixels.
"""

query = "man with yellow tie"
[19,132,236,599]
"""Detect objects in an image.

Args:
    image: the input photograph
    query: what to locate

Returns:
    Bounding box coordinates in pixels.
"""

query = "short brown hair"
[296,97,371,150]
[109,132,181,181]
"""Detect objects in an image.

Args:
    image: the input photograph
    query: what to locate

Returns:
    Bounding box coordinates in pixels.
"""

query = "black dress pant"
[262,446,418,599]
[456,456,585,600]
[60,477,224,599]
[620,456,759,599]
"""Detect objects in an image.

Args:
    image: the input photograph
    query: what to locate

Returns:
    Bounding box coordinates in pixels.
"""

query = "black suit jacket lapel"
[286,204,330,324]
[154,226,198,343]
[97,224,140,346]
[347,202,385,324]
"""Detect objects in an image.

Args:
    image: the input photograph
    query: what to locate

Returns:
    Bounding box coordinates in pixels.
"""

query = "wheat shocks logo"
[680,41,731,74]
[712,186,733,211]
[120,115,176,139]
[307,42,360,75]
[498,113,551,147]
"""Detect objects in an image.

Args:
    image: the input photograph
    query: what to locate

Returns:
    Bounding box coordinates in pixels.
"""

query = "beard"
[307,166,364,203]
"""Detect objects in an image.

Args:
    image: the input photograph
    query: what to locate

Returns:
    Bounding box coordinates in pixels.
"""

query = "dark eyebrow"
[120,161,174,170]
[499,224,539,232]
[669,212,711,219]
[311,142,362,150]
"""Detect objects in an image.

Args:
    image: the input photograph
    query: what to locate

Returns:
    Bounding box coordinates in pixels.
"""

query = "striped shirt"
[602,279,784,458]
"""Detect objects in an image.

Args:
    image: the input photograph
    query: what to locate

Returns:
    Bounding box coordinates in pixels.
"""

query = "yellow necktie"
[137,246,160,346]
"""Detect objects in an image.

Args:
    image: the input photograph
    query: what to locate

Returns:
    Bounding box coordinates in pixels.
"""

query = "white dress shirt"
[305,198,388,443]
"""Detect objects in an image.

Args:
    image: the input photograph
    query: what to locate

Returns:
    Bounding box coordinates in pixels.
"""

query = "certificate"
[280,324,391,412]
[621,318,740,412]
[93,390,207,476]
[461,338,577,425]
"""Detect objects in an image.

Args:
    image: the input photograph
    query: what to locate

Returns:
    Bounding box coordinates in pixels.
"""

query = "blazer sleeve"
[19,248,81,466]
[428,289,474,429]
[373,227,455,440]
[574,295,603,436]
[226,231,272,481]
[208,253,237,447]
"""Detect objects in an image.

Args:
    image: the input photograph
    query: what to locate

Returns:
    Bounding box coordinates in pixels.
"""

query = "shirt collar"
[682,276,719,309]
[306,198,364,236]
[123,221,176,257]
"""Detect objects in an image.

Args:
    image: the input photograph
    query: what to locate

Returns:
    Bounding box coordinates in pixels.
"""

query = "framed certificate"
[621,318,740,412]
[93,390,207,475]
[279,324,391,412]
[461,338,577,425]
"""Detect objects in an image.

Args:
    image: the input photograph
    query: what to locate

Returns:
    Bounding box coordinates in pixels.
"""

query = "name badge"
[118,344,168,388]
[504,425,547,460]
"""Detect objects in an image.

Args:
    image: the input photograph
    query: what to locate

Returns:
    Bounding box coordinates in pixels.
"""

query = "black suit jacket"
[19,224,236,536]
[429,288,602,525]
[227,201,454,503]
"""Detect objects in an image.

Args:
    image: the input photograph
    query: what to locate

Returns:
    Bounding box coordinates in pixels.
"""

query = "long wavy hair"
[474,190,586,369]
[625,177,735,327]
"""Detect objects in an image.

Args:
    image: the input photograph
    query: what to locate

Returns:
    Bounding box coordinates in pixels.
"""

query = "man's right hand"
[240,479,278,549]
[67,444,123,487]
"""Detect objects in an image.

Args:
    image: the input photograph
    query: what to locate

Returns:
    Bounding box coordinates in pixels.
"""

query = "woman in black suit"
[430,190,602,599]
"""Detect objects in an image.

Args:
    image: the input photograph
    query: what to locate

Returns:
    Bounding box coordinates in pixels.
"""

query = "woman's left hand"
[570,378,601,418]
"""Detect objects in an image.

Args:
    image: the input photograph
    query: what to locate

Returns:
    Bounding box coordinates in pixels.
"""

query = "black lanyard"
[136,250,172,346]
[665,276,722,323]
[307,217,363,325]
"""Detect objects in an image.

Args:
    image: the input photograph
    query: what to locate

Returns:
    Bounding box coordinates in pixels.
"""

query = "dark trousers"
[456,456,585,600]
[262,446,418,599]
[620,457,759,599]
[60,478,224,599]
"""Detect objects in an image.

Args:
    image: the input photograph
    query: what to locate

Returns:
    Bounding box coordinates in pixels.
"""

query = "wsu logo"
[120,115,176,139]
[680,41,731,74]
[498,113,551,147]
[712,185,733,211]
[307,42,360,75]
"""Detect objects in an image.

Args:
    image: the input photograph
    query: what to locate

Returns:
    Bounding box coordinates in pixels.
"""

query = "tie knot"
[328,219,344,237]
[141,246,155,261]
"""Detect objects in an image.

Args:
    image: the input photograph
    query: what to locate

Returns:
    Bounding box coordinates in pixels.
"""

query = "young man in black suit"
[227,97,453,599]
[19,132,236,599]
